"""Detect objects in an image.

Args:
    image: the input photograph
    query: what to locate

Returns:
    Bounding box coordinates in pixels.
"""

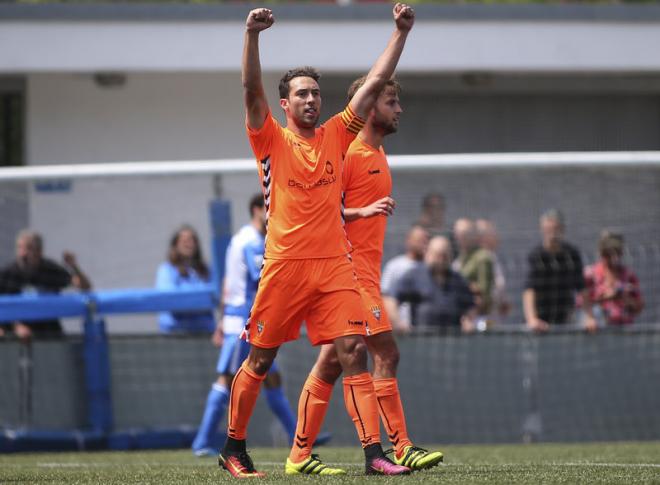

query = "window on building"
[0,79,24,167]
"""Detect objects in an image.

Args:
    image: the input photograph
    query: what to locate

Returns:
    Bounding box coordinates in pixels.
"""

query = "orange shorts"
[359,279,392,336]
[244,255,367,348]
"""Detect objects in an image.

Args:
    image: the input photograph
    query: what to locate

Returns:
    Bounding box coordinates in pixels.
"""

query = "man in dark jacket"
[0,230,92,340]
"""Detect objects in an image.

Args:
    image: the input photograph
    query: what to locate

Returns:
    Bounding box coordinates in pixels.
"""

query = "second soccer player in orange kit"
[218,4,416,479]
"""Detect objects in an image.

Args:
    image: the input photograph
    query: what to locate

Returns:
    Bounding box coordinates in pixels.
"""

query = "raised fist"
[246,8,274,33]
[393,3,415,32]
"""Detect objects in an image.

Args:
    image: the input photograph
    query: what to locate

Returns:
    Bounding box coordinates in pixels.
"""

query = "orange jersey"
[343,137,392,285]
[247,107,365,259]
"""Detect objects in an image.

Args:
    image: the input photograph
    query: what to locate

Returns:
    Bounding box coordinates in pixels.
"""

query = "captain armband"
[340,105,366,135]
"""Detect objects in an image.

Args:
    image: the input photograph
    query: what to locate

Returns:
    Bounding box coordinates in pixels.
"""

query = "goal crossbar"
[1,151,660,182]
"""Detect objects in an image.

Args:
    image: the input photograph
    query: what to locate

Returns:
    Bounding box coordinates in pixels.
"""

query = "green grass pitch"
[2,442,660,484]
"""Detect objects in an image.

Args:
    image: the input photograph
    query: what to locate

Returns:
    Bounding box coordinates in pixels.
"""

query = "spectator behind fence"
[155,225,215,334]
[583,231,643,327]
[381,224,429,332]
[453,218,495,329]
[476,219,511,324]
[523,210,595,333]
[393,236,476,332]
[0,230,92,340]
[416,192,447,237]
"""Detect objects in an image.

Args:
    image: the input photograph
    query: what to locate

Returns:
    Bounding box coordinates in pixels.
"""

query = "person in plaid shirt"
[584,231,644,326]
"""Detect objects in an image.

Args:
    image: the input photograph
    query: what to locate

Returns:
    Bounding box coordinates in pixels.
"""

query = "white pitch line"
[27,461,660,469]
[34,462,202,468]
[445,462,660,469]
[559,462,660,468]
[31,461,363,468]
[32,462,361,468]
[258,461,660,469]
[438,463,660,469]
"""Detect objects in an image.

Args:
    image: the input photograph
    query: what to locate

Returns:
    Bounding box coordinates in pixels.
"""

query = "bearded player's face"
[282,77,321,129]
[372,86,402,135]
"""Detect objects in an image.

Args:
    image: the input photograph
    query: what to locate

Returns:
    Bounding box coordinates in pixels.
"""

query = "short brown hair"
[279,66,320,99]
[347,75,401,102]
[598,230,624,255]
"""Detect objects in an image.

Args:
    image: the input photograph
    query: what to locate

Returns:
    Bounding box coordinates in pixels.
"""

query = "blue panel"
[33,179,72,193]
[0,293,88,322]
[93,288,217,314]
[0,288,218,323]
[0,430,106,453]
[208,199,232,295]
[83,317,113,432]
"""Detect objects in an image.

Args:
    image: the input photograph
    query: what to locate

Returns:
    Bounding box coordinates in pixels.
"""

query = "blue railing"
[0,288,219,437]
[0,200,233,452]
[0,287,218,323]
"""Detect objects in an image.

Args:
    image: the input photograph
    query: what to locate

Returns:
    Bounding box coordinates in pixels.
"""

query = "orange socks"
[373,377,412,456]
[288,374,410,461]
[288,374,333,463]
[343,372,381,448]
[227,361,266,440]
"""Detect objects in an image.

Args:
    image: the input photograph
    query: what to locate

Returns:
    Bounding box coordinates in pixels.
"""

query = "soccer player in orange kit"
[285,78,444,475]
[218,4,415,478]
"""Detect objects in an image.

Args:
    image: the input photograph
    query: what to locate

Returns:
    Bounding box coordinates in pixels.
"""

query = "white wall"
[26,72,269,332]
[27,72,267,163]
[4,20,660,73]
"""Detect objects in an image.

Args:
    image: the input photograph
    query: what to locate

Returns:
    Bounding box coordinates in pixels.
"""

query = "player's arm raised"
[242,8,274,130]
[349,3,414,120]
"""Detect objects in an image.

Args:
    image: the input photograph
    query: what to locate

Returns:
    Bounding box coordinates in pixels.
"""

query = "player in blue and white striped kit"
[192,195,310,455]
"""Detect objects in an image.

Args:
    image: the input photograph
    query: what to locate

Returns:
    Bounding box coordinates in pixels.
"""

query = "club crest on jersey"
[370,305,382,321]
[257,321,265,334]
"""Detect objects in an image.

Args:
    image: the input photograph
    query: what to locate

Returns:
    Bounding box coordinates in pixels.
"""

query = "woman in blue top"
[156,225,215,333]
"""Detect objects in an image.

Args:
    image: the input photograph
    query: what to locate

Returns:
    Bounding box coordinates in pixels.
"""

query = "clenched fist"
[246,8,274,33]
[393,3,415,32]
